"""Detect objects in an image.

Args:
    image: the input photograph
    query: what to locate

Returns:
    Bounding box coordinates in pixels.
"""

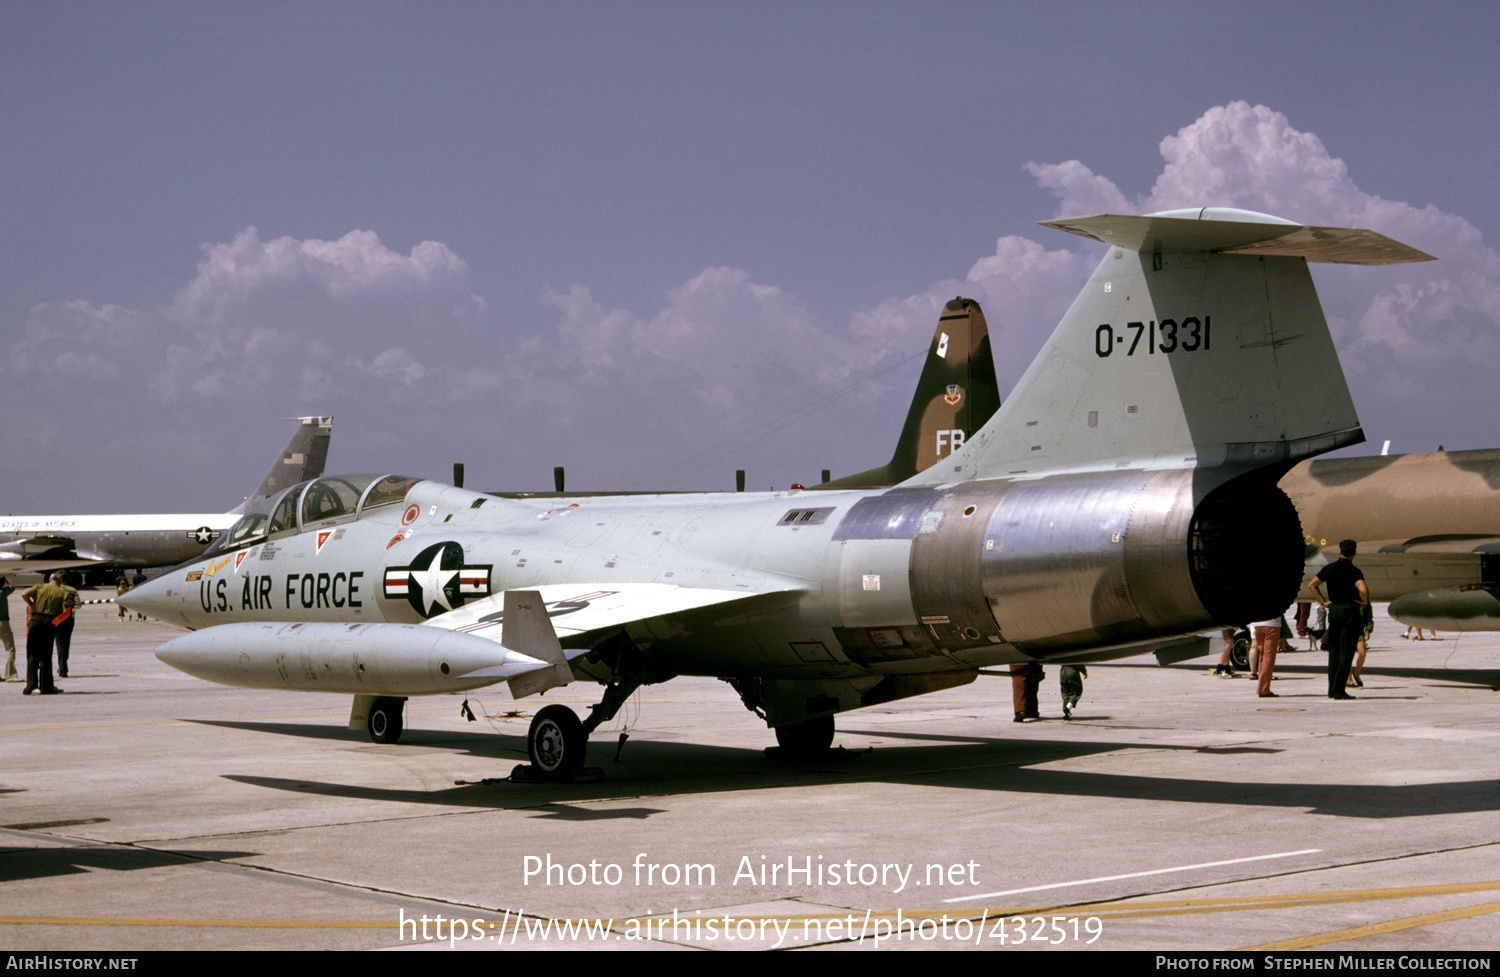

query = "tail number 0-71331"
[1094,318,1210,358]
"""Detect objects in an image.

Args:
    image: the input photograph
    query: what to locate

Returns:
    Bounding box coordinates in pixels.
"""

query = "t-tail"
[818,296,1000,489]
[909,208,1432,486]
[900,207,1433,638]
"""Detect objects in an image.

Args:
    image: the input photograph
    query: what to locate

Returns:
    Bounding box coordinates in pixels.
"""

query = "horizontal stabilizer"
[1042,209,1435,266]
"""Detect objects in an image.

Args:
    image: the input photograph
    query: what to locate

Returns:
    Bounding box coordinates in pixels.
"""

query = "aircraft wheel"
[1230,635,1251,671]
[774,715,834,755]
[529,705,586,777]
[368,697,404,744]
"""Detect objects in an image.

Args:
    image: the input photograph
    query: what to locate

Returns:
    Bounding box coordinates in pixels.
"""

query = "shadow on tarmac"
[1178,662,1500,690]
[0,845,256,884]
[215,729,1498,822]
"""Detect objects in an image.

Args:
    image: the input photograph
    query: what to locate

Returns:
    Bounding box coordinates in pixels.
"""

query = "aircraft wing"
[0,535,92,577]
[422,581,805,697]
[1302,538,1500,601]
[425,582,795,653]
[0,555,101,577]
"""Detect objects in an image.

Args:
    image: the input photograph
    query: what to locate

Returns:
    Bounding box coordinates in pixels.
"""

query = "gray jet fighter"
[122,209,1431,779]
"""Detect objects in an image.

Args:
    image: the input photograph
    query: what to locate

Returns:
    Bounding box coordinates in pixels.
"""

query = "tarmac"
[2,592,1498,952]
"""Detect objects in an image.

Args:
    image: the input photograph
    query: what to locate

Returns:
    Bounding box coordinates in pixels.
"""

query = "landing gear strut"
[522,644,661,781]
[726,677,838,757]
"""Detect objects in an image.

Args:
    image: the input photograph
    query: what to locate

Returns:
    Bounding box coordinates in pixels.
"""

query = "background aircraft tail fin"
[905,209,1432,485]
[818,296,1000,489]
[237,416,333,511]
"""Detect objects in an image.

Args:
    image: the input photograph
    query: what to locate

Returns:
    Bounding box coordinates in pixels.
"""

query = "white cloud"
[545,267,852,408]
[354,346,428,386]
[10,102,1497,510]
[168,228,476,324]
[1023,159,1132,218]
[1021,102,1500,449]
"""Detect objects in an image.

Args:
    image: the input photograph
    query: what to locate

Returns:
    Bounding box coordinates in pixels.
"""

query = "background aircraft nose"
[118,571,175,618]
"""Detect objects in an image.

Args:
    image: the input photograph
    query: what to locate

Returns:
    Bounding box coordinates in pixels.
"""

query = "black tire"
[1231,634,1251,671]
[774,715,834,755]
[368,697,404,744]
[529,705,586,777]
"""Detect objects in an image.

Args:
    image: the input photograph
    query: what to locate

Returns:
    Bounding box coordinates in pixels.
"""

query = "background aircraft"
[815,296,999,490]
[0,416,332,581]
[1272,448,1500,633]
[122,209,1430,779]
[490,294,1001,500]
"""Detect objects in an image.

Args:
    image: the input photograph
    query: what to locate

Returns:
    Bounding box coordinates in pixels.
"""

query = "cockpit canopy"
[207,474,423,556]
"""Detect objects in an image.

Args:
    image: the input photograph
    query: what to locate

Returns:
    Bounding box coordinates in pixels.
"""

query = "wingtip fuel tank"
[155,621,543,695]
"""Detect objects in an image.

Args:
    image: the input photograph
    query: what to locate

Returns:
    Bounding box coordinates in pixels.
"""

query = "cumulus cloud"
[354,346,428,386]
[1022,102,1500,450]
[1023,159,1132,218]
[168,228,476,324]
[545,268,853,408]
[3,228,499,506]
[8,102,1496,510]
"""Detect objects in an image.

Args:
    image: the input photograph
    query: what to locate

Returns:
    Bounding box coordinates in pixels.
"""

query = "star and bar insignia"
[382,541,492,618]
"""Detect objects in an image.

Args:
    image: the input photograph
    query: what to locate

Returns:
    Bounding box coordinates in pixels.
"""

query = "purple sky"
[5,3,1499,513]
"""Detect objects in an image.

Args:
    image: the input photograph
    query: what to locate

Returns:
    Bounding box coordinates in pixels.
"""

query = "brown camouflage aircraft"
[1279,448,1500,626]
[1281,449,1500,598]
[817,297,1001,490]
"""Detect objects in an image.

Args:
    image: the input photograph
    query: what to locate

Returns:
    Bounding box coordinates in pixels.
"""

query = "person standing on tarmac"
[0,576,17,682]
[1309,539,1369,701]
[53,571,79,678]
[1252,615,1282,698]
[1010,661,1042,722]
[21,573,70,695]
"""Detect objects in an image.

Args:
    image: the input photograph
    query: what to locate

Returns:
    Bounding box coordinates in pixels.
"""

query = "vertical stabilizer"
[818,296,1000,489]
[905,210,1431,485]
[243,416,333,508]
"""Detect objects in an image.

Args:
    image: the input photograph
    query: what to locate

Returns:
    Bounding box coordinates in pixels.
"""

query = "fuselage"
[0,513,234,567]
[125,465,1302,684]
[1283,448,1500,545]
[1283,448,1500,601]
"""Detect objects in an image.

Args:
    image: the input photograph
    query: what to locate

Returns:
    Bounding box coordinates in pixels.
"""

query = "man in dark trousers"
[1010,661,1042,722]
[53,571,79,678]
[21,573,70,695]
[1309,539,1369,700]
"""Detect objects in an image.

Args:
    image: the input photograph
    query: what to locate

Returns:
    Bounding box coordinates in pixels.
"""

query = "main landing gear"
[725,677,837,759]
[1230,630,1252,671]
[523,651,657,781]
[773,715,835,755]
[367,696,405,744]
